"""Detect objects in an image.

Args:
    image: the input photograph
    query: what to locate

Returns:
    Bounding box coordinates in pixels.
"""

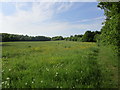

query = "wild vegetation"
[97,2,120,48]
[1,2,119,88]
[0,31,100,42]
[1,41,118,88]
[98,1,120,88]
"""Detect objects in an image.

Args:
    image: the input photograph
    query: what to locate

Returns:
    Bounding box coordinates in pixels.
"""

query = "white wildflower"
[6,77,10,80]
[40,80,43,83]
[25,83,27,85]
[55,72,59,77]
[46,68,49,71]
[56,72,58,75]
[7,83,9,86]
[9,69,11,71]
[2,82,4,84]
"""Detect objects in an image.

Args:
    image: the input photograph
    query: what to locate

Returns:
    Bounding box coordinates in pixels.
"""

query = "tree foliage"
[65,35,83,41]
[64,31,100,42]
[97,2,120,46]
[51,36,64,41]
[81,31,101,42]
[1,33,51,42]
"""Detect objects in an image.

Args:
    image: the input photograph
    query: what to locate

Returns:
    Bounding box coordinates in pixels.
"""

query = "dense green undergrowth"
[1,41,118,88]
[97,45,118,88]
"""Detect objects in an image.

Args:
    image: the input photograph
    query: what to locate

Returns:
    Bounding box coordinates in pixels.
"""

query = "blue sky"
[0,2,105,37]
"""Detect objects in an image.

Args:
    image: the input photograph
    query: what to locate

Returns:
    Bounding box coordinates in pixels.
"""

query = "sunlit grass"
[1,41,118,88]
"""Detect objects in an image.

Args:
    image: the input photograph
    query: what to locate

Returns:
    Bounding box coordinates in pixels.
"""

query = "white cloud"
[1,2,73,23]
[56,2,73,13]
[74,16,105,23]
[0,2,103,37]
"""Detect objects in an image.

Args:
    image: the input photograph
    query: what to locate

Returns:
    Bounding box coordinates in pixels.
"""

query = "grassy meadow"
[1,41,118,88]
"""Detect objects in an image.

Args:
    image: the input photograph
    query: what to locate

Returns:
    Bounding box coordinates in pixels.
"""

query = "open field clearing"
[1,41,118,88]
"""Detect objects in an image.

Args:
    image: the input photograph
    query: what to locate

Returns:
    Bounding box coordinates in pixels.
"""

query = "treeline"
[0,33,51,42]
[51,36,64,41]
[64,35,83,41]
[64,31,101,42]
[1,30,101,42]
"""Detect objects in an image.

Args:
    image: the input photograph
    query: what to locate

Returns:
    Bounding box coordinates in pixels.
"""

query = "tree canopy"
[81,31,101,42]
[97,2,120,46]
[51,36,64,41]
[1,33,51,42]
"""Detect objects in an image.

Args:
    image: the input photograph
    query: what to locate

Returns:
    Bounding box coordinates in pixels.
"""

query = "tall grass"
[1,41,118,88]
[97,46,118,88]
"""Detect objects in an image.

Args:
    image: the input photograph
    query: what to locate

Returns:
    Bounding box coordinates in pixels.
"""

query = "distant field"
[1,41,118,88]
